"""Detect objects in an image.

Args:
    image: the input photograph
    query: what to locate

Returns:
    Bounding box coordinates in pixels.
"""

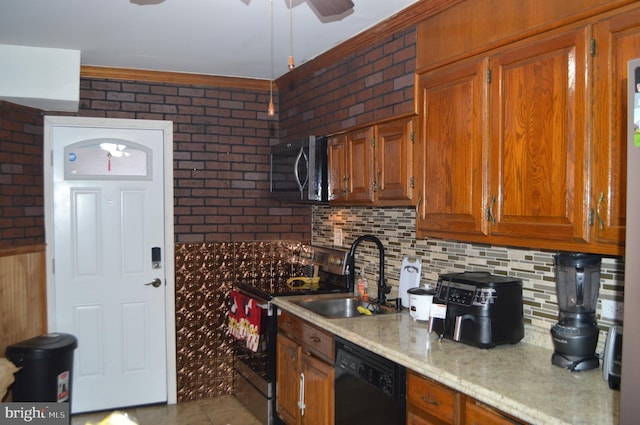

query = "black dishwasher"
[334,337,406,425]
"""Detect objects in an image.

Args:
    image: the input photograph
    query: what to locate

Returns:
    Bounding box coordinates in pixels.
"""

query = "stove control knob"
[329,257,343,266]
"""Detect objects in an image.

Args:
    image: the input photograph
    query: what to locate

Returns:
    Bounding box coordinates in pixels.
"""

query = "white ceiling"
[0,0,419,81]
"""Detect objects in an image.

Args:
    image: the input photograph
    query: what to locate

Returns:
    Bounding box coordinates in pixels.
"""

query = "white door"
[44,117,176,413]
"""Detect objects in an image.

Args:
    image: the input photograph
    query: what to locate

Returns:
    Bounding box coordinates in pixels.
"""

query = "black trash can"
[5,333,78,403]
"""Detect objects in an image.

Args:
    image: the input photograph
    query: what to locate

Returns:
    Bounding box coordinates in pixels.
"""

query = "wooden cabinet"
[328,115,416,206]
[375,117,416,205]
[487,26,590,247]
[417,26,589,249]
[590,5,640,253]
[416,57,489,240]
[416,2,640,255]
[276,311,334,425]
[407,370,525,425]
[463,398,521,425]
[407,371,460,425]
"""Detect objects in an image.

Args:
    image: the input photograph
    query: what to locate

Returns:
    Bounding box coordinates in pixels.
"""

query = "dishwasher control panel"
[335,338,405,399]
[336,351,395,396]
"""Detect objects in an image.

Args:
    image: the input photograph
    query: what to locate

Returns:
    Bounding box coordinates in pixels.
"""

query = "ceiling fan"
[304,0,354,17]
[130,0,354,18]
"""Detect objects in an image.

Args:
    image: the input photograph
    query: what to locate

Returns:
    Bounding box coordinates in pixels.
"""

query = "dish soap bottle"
[357,270,369,300]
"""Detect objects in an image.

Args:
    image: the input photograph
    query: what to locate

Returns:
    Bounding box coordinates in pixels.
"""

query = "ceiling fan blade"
[307,0,354,16]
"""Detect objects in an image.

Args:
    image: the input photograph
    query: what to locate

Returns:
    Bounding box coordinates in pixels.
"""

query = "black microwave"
[270,136,329,203]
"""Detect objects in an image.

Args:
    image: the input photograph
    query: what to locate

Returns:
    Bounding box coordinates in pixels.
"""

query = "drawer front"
[300,322,334,363]
[278,310,304,341]
[278,310,334,363]
[408,371,457,424]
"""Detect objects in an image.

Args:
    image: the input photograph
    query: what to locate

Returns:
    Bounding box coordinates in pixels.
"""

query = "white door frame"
[43,115,177,406]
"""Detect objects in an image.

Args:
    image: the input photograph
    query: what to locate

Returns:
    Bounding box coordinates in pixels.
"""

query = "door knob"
[145,278,162,288]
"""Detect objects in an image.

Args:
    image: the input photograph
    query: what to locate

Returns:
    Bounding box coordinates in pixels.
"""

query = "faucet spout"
[346,235,390,304]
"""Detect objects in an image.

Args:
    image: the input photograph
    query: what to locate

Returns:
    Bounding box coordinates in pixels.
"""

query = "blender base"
[552,351,599,371]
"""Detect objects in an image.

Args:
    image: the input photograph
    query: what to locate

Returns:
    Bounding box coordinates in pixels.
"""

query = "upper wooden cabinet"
[590,6,640,251]
[416,3,640,255]
[417,26,590,250]
[328,129,373,204]
[487,27,590,246]
[416,57,488,240]
[328,115,416,206]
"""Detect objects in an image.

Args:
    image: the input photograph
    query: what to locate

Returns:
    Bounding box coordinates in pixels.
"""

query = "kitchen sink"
[290,295,398,318]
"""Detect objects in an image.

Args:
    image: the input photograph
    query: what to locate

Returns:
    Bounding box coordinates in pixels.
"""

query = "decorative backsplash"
[312,205,625,351]
[174,241,305,402]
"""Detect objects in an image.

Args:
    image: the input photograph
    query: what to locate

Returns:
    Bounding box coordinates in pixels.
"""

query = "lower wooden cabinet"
[463,399,521,425]
[276,311,334,425]
[407,370,525,425]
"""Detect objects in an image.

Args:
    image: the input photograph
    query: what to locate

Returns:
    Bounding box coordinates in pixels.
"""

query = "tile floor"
[70,396,263,425]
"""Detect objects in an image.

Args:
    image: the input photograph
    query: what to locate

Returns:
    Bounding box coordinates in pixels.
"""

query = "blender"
[550,252,602,371]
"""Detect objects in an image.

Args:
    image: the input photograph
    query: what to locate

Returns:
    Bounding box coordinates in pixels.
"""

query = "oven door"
[233,290,275,425]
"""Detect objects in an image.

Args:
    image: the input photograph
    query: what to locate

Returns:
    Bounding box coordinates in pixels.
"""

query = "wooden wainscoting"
[0,245,47,356]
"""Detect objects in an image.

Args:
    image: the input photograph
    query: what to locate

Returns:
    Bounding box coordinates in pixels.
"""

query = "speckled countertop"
[272,294,619,425]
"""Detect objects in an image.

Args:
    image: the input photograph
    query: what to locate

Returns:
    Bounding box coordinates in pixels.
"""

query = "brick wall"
[0,101,45,249]
[78,78,311,243]
[278,26,416,140]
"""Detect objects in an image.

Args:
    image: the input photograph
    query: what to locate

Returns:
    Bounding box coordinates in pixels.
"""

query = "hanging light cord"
[268,0,275,116]
[288,0,295,70]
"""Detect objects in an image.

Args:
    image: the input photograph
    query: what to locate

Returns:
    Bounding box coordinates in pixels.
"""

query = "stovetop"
[236,245,350,299]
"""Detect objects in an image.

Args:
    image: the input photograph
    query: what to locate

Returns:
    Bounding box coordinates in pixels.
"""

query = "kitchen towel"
[228,290,262,352]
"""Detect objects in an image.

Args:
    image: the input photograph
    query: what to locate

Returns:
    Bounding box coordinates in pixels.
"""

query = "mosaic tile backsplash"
[174,241,305,402]
[175,206,625,401]
[312,205,625,351]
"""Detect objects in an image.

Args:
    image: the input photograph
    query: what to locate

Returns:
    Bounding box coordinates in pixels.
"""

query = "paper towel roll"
[399,257,421,309]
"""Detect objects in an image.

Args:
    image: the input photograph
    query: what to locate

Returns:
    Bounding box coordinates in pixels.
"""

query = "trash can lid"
[5,333,78,359]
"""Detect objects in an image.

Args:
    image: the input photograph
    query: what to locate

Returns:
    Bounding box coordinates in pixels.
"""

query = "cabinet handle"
[486,194,496,224]
[596,192,605,230]
[310,336,321,344]
[415,195,422,220]
[342,176,350,193]
[421,394,440,407]
[298,372,306,416]
[373,169,382,192]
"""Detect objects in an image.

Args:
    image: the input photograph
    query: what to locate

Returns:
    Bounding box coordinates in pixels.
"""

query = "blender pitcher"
[551,252,602,371]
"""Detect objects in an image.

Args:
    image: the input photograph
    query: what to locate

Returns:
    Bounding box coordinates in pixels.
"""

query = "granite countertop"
[272,294,619,425]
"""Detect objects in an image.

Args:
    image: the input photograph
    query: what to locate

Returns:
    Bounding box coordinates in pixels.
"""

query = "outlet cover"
[601,299,624,321]
[333,228,343,247]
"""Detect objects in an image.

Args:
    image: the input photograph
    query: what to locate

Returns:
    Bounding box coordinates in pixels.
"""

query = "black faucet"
[346,234,391,304]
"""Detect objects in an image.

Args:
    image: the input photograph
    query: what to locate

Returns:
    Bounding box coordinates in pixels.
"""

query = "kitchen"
[0,0,637,423]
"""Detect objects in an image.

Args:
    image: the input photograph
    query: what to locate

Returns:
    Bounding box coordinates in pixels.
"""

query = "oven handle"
[234,288,272,315]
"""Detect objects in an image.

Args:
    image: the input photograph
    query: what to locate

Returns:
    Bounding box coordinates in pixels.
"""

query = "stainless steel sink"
[290,295,398,318]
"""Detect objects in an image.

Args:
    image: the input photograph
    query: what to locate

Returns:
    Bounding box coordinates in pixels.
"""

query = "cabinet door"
[416,57,489,240]
[590,6,640,253]
[488,27,590,246]
[276,334,302,425]
[375,117,416,205]
[328,135,348,203]
[346,127,375,204]
[301,354,335,425]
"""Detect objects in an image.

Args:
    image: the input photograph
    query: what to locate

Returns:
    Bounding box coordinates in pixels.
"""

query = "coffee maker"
[550,252,602,371]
